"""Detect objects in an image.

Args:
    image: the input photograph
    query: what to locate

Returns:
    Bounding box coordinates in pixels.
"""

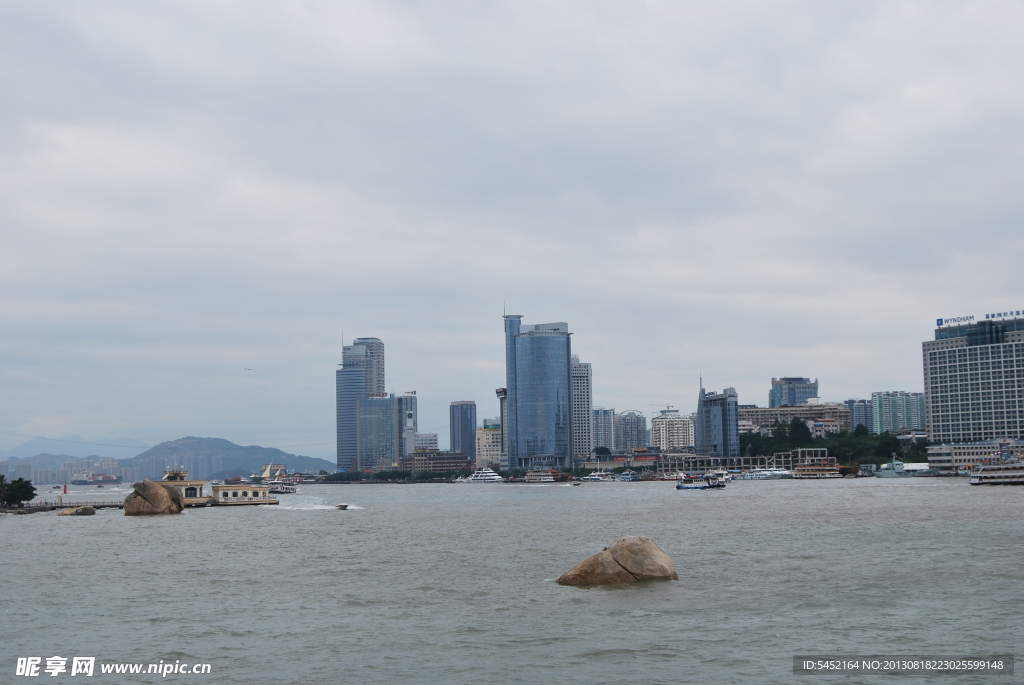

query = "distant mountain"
[125,437,334,477]
[3,436,150,460]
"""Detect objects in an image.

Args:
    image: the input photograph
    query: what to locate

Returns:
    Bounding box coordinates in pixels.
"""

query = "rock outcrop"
[556,536,678,586]
[123,480,184,516]
[58,506,96,516]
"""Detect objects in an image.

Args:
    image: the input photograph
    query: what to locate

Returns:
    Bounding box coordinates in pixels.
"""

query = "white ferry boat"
[874,459,936,478]
[265,480,297,494]
[525,469,556,483]
[617,470,640,482]
[969,462,1024,485]
[462,467,504,483]
[581,470,615,482]
[734,467,793,480]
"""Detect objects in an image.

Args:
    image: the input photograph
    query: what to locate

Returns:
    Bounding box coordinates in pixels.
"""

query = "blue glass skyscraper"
[503,315,573,469]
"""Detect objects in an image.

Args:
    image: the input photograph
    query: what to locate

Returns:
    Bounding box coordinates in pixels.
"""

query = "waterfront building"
[161,469,211,507]
[926,439,1024,473]
[737,404,851,432]
[871,391,927,434]
[476,418,502,468]
[695,386,739,459]
[211,483,276,505]
[651,410,694,451]
[503,315,573,469]
[769,377,819,407]
[450,401,478,463]
[614,411,647,451]
[570,355,593,462]
[592,407,615,451]
[336,337,384,472]
[414,433,438,450]
[397,449,473,475]
[924,312,1024,443]
[844,399,874,433]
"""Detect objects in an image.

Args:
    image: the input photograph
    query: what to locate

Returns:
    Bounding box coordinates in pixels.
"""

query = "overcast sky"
[2,1,1022,459]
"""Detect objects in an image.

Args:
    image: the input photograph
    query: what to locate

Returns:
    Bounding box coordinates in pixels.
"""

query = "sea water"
[2,479,1021,684]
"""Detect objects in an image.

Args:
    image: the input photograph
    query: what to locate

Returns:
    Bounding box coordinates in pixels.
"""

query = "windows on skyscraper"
[503,315,573,469]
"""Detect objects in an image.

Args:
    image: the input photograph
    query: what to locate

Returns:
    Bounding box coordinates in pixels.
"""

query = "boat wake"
[267,503,336,510]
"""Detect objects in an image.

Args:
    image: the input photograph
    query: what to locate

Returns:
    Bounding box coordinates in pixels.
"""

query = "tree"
[2,478,36,507]
[592,446,611,457]
[874,432,902,460]
[789,418,812,445]
[853,424,869,437]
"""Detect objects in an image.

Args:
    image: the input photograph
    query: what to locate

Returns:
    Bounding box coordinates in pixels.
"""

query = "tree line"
[740,418,928,464]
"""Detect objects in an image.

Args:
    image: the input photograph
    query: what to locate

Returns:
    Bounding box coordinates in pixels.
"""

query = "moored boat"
[969,462,1024,485]
[875,458,936,478]
[462,467,504,483]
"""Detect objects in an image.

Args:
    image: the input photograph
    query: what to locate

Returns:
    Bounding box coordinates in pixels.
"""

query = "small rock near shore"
[58,506,96,516]
[123,480,184,516]
[556,536,678,586]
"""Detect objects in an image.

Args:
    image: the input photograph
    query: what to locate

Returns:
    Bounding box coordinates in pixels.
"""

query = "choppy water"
[3,479,1022,684]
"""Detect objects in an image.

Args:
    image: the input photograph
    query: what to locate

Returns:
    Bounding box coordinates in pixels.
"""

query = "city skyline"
[3,4,1022,461]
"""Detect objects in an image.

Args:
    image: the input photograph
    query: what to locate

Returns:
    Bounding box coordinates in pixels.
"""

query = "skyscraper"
[592,408,615,451]
[357,395,395,472]
[844,399,874,433]
[503,315,573,469]
[695,385,739,459]
[495,388,508,457]
[396,392,418,459]
[651,409,694,451]
[614,411,647,451]
[871,391,927,434]
[769,377,819,407]
[336,337,385,471]
[450,401,478,463]
[925,313,1024,443]
[570,355,593,462]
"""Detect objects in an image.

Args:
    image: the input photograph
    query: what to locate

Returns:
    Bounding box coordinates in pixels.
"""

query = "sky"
[2,1,1023,459]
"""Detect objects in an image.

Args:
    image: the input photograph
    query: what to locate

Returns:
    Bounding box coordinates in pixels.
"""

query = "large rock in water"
[58,506,96,516]
[123,480,184,516]
[556,536,678,586]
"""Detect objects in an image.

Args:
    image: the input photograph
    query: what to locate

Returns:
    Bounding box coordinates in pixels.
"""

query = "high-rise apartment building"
[651,409,694,451]
[570,355,593,462]
[925,312,1024,443]
[695,386,739,459]
[450,401,478,463]
[592,407,615,451]
[503,315,573,469]
[336,337,384,471]
[769,377,819,407]
[870,391,926,434]
[614,411,647,451]
[476,418,502,468]
[844,399,874,433]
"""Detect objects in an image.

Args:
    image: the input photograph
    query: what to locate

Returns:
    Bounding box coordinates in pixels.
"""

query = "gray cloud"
[2,1,1022,456]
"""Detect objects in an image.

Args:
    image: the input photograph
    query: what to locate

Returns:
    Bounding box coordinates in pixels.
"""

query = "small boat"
[571,481,581,486]
[336,503,349,510]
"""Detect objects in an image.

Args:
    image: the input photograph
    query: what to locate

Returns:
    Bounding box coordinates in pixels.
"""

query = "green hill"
[123,437,334,479]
